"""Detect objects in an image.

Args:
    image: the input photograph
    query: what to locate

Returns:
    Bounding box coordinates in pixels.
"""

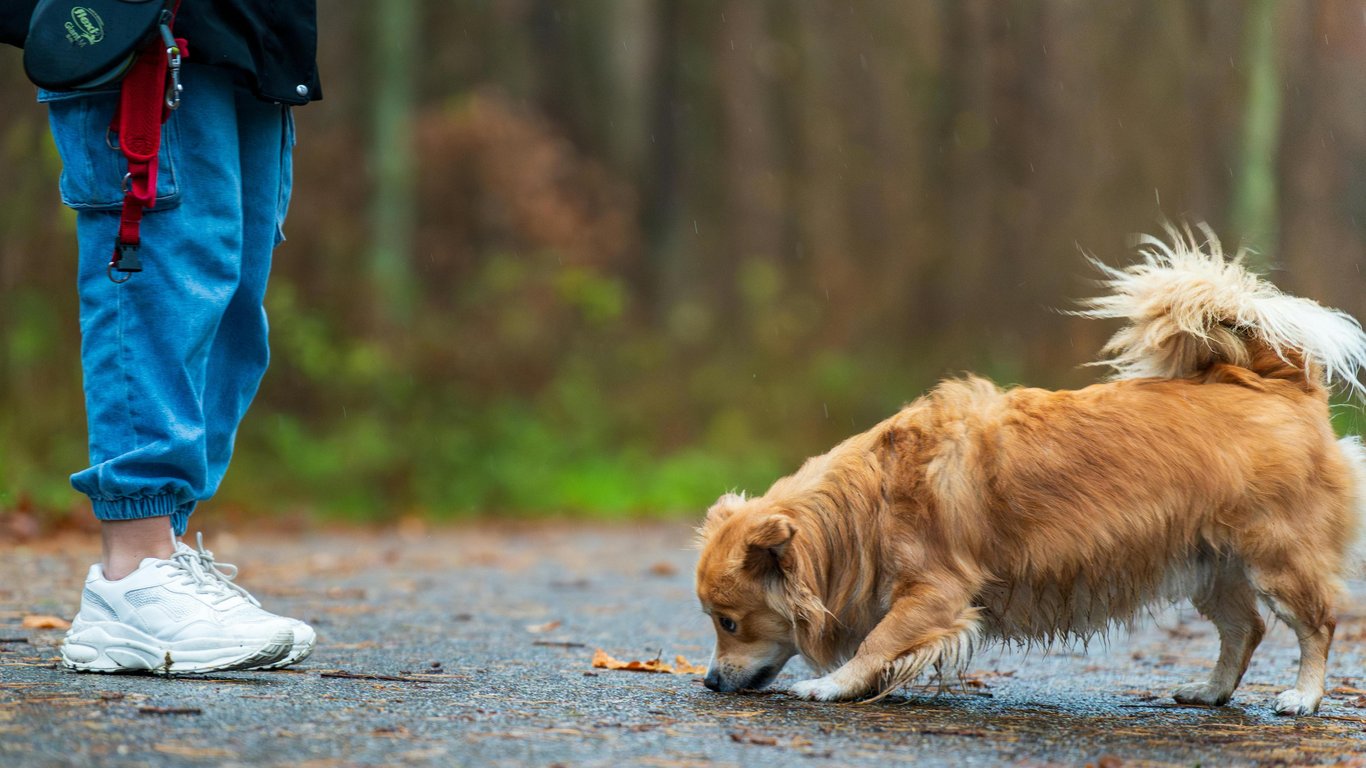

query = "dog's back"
[924,377,1354,643]
[700,225,1365,714]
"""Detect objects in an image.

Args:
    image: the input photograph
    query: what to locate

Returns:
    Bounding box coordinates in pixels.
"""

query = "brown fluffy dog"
[695,225,1366,716]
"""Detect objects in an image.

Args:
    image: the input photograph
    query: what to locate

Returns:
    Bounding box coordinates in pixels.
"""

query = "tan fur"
[695,227,1366,715]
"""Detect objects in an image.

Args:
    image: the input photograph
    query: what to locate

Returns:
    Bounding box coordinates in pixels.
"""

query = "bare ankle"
[100,517,176,580]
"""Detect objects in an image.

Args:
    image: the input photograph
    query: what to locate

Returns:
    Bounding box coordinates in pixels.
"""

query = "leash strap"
[108,2,184,283]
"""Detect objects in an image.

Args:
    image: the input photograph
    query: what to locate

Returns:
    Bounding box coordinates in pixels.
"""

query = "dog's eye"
[718,617,738,634]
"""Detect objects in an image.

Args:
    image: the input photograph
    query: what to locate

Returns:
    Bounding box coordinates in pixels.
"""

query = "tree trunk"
[1230,0,1281,265]
[370,0,419,330]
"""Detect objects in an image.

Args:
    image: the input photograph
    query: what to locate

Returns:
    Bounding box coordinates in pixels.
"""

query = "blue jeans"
[43,64,294,536]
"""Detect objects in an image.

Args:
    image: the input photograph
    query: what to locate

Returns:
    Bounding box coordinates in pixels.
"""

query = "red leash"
[107,3,185,283]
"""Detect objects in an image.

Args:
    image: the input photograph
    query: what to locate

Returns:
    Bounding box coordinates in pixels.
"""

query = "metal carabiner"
[160,23,182,110]
[164,53,182,110]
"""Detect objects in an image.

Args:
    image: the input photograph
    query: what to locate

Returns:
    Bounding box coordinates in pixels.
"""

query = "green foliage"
[217,267,840,522]
[1331,400,1366,440]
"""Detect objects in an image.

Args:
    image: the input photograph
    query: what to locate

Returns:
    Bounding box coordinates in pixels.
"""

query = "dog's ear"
[744,513,797,575]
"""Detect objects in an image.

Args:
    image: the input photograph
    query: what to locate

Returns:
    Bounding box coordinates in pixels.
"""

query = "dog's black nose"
[704,670,721,691]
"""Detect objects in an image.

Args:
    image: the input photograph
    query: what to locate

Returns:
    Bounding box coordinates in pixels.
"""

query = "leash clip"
[160,23,182,110]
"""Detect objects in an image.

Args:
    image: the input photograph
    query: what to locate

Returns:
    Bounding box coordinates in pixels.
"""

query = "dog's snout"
[704,669,722,691]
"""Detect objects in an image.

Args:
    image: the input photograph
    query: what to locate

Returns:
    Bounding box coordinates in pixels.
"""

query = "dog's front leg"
[791,585,978,702]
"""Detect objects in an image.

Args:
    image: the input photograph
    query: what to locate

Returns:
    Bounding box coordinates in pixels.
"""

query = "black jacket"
[2,0,321,105]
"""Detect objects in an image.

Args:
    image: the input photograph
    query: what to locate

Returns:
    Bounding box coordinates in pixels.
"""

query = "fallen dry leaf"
[525,620,562,634]
[648,562,678,577]
[593,649,672,673]
[591,649,708,675]
[21,615,69,630]
[672,655,708,675]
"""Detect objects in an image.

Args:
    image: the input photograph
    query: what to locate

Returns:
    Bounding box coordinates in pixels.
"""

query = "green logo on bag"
[65,6,105,47]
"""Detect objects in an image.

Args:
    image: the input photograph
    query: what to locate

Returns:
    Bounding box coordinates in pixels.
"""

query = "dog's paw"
[1172,681,1232,707]
[790,676,854,702]
[1274,689,1321,717]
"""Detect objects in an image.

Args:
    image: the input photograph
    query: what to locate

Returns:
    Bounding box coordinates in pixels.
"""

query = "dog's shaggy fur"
[695,224,1366,715]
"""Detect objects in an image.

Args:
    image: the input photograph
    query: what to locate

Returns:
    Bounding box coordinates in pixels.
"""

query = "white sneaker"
[61,548,295,674]
[184,534,316,669]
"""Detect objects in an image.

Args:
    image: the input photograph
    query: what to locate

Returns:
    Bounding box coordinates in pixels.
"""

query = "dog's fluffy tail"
[1342,436,1366,576]
[1078,222,1366,398]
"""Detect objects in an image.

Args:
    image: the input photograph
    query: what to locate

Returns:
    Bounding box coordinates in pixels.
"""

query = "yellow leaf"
[21,615,69,630]
[591,649,707,675]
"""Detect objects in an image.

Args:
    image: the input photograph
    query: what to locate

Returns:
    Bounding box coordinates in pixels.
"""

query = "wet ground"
[2,522,1365,767]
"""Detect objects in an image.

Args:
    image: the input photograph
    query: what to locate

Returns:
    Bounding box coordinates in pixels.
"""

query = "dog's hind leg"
[1247,558,1338,716]
[790,582,979,702]
[1173,559,1265,707]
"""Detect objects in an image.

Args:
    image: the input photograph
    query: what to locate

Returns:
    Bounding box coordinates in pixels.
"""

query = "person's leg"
[183,94,316,670]
[46,66,297,673]
[197,92,291,501]
[161,87,316,670]
[58,66,245,546]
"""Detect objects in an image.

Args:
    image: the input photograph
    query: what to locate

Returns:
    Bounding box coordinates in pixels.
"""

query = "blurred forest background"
[1,1,1365,528]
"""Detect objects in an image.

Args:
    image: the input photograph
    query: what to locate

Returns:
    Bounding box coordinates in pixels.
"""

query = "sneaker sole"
[61,623,294,675]
[255,621,316,670]
[258,638,314,670]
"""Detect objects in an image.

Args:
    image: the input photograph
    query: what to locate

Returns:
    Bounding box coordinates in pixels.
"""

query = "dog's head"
[694,492,801,692]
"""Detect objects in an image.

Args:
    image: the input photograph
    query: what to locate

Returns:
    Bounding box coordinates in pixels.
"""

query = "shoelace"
[165,547,246,607]
[184,533,263,608]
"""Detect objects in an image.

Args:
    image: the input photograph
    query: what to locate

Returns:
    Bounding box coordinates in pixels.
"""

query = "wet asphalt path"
[2,523,1365,767]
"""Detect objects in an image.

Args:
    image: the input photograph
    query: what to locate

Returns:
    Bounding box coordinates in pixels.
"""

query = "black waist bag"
[23,0,169,90]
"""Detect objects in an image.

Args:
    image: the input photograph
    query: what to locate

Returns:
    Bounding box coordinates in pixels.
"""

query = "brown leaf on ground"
[21,615,70,630]
[672,655,707,675]
[648,562,678,577]
[525,620,562,634]
[592,648,672,673]
[591,649,708,675]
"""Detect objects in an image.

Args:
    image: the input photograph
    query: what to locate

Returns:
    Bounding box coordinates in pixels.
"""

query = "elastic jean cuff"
[90,494,187,535]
